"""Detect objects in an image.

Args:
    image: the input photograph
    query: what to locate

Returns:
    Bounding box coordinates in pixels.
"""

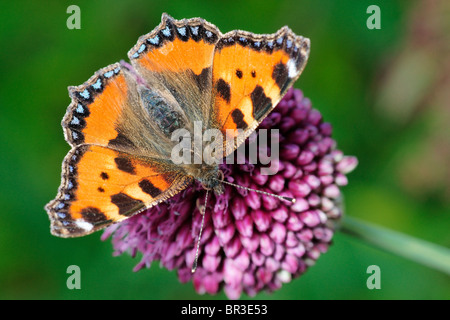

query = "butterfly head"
[197,166,224,195]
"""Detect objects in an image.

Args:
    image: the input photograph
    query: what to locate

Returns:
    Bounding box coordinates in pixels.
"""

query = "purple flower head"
[102,88,358,299]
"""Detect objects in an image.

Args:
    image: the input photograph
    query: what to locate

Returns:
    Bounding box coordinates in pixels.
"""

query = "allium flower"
[102,88,358,299]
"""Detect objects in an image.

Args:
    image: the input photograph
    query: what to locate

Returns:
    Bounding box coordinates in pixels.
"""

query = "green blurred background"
[0,0,449,299]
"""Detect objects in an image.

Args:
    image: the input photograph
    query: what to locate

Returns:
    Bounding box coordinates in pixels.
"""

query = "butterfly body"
[192,165,224,193]
[46,13,310,238]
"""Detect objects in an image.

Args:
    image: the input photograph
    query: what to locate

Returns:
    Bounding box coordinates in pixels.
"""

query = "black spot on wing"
[236,69,243,79]
[251,85,273,120]
[108,132,135,149]
[111,193,144,216]
[216,79,231,103]
[272,62,289,92]
[114,157,136,175]
[139,179,162,198]
[193,68,210,92]
[100,172,109,180]
[80,207,108,224]
[231,109,248,130]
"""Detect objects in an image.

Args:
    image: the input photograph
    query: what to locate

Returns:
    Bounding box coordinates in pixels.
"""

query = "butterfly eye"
[139,88,185,136]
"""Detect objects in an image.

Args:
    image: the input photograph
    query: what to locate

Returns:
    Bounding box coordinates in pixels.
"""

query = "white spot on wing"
[104,70,114,78]
[80,89,90,99]
[148,35,160,45]
[138,44,146,53]
[76,220,94,232]
[91,79,102,90]
[162,26,171,37]
[287,59,298,78]
[71,116,80,125]
[190,26,199,36]
[177,27,186,36]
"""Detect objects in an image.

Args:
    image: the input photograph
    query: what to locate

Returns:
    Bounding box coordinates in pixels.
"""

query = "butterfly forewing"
[128,13,221,131]
[211,28,310,155]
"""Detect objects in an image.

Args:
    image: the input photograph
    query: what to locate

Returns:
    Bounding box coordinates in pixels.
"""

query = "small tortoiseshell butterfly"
[46,13,310,238]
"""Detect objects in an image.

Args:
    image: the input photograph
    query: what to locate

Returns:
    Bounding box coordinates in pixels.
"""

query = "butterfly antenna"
[191,189,209,273]
[214,178,296,203]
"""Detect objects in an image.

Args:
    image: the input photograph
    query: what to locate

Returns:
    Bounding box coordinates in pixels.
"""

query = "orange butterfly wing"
[211,28,310,152]
[49,56,193,237]
[63,63,130,147]
[128,13,220,128]
[46,145,192,237]
[47,14,310,237]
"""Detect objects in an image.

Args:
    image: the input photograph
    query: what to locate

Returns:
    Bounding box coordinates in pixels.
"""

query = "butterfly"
[45,13,310,238]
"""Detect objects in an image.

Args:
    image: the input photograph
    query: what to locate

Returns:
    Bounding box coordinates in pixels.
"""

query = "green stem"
[340,216,450,276]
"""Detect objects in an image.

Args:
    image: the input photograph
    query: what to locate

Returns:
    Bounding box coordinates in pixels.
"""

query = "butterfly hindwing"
[211,28,310,154]
[46,145,192,237]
